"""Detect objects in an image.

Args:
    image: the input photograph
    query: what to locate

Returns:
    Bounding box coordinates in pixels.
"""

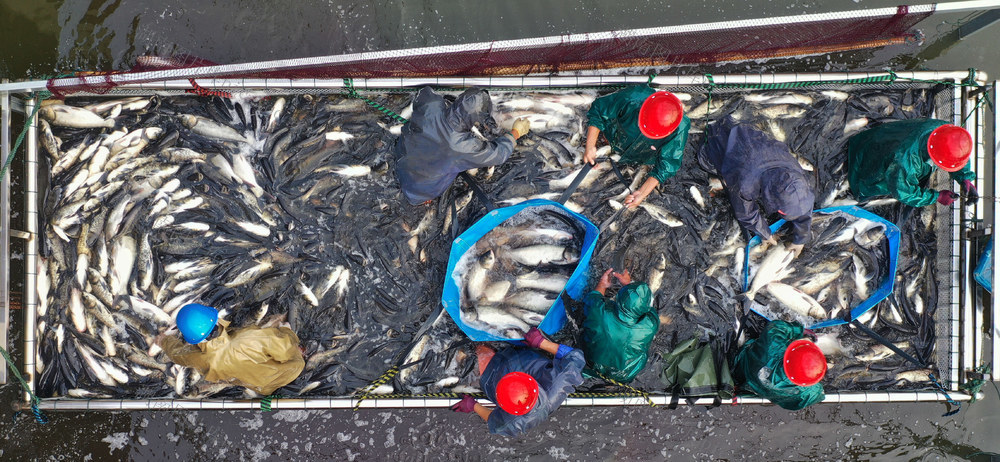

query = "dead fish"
[766,282,827,319]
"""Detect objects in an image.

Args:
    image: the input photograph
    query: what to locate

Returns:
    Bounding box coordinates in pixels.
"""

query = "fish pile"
[34,86,948,399]
[743,211,890,326]
[454,205,582,338]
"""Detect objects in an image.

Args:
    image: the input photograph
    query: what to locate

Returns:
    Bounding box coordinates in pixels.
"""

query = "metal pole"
[972,85,986,371]
[0,70,989,94]
[0,84,9,386]
[958,85,976,381]
[993,80,1000,379]
[24,96,38,400]
[24,390,976,411]
[947,83,963,388]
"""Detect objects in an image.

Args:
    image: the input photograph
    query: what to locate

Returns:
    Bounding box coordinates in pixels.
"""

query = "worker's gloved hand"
[802,328,817,341]
[937,190,958,206]
[787,243,805,259]
[962,180,979,203]
[524,327,545,349]
[762,235,777,247]
[450,395,477,413]
[511,118,531,139]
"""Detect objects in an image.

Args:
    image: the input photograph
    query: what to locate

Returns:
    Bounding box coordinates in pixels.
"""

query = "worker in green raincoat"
[584,86,690,208]
[581,267,659,383]
[847,119,978,207]
[733,320,826,410]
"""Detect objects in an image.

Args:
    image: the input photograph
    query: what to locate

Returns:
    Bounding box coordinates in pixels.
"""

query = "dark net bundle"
[35,84,945,400]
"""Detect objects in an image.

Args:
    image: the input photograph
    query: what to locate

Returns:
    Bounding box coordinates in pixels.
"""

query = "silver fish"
[638,202,684,227]
[747,243,795,298]
[179,114,248,143]
[517,271,569,293]
[504,290,556,313]
[766,282,826,319]
[40,104,114,128]
[464,250,495,303]
[506,245,579,266]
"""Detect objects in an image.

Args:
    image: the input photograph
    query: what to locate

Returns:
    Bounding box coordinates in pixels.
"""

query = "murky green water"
[0,0,998,460]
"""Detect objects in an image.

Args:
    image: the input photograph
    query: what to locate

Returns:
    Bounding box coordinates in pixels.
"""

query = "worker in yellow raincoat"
[158,303,304,395]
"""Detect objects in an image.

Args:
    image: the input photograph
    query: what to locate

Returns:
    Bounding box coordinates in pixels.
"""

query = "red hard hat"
[783,339,827,387]
[495,372,539,415]
[638,91,684,139]
[927,124,972,173]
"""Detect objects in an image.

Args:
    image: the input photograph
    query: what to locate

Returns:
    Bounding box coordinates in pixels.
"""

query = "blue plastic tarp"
[974,238,993,293]
[742,205,900,330]
[442,199,600,341]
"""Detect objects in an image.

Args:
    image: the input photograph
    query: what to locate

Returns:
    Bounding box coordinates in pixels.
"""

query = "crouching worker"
[699,115,815,258]
[450,327,584,436]
[733,320,826,410]
[157,303,305,395]
[848,120,977,207]
[581,267,659,383]
[583,86,690,208]
[395,86,531,205]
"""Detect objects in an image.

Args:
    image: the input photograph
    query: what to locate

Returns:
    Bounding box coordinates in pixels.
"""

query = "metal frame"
[2,1,1000,94]
[993,81,1000,377]
[0,84,9,386]
[12,71,989,410]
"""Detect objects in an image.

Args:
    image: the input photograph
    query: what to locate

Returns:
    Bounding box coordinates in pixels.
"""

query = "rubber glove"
[787,243,804,259]
[511,118,531,139]
[962,180,979,203]
[450,395,477,413]
[802,328,817,341]
[524,327,545,349]
[937,190,958,206]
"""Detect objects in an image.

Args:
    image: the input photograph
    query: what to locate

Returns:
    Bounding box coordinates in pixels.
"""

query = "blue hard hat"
[176,303,218,344]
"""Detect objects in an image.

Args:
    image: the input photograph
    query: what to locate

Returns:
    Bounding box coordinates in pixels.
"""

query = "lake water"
[0,0,998,460]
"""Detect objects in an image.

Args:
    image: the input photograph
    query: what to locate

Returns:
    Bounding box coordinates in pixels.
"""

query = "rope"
[0,345,47,424]
[704,73,716,116]
[352,365,400,410]
[184,79,232,98]
[260,394,281,412]
[590,369,657,407]
[958,363,992,404]
[343,78,409,124]
[1,90,53,186]
[928,372,961,416]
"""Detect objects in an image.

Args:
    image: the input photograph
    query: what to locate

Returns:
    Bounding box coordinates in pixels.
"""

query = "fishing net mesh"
[44,6,932,96]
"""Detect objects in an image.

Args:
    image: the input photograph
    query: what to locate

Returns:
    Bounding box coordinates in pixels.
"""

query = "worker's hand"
[762,235,777,247]
[595,268,614,295]
[511,118,530,140]
[623,191,647,208]
[524,327,546,349]
[802,328,817,341]
[612,269,632,285]
[583,145,598,165]
[961,180,979,203]
[450,395,478,413]
[787,243,804,259]
[937,190,958,206]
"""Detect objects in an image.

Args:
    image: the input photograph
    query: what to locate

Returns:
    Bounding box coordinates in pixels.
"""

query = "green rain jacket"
[586,85,691,184]
[733,320,825,411]
[581,282,659,383]
[848,118,975,207]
